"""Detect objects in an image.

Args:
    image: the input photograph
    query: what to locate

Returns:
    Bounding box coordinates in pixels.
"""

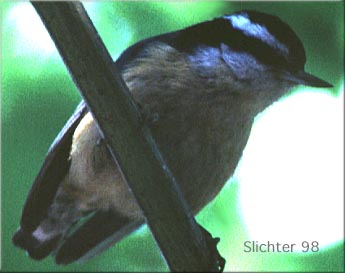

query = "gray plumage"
[13,10,332,264]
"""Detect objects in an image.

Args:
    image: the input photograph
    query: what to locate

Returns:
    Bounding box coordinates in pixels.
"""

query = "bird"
[13,10,332,265]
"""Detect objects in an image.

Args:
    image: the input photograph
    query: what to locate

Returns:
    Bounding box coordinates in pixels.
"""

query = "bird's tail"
[13,186,85,260]
[55,210,144,264]
[12,228,61,260]
[13,207,143,264]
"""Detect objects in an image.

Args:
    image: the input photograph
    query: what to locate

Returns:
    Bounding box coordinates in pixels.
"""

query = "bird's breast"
[64,43,256,217]
[145,95,254,213]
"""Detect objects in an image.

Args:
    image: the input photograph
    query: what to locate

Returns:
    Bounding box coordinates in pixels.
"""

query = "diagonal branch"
[31,1,223,272]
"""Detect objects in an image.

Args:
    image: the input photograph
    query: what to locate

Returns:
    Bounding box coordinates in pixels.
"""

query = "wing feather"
[20,101,88,232]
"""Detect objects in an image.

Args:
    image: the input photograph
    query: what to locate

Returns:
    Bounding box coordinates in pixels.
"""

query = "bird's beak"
[283,70,333,88]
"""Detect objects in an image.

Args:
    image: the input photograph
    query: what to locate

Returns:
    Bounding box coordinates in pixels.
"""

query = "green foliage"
[1,1,343,272]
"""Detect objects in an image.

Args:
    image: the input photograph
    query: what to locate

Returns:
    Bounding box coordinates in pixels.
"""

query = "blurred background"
[1,1,344,272]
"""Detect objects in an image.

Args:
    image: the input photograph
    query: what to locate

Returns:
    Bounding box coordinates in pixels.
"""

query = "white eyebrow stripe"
[228,14,289,56]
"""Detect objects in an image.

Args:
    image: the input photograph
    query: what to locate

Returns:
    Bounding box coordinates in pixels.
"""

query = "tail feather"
[13,210,144,264]
[13,228,61,260]
[55,210,143,265]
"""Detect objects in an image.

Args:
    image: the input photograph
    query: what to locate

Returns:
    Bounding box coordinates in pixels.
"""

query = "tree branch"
[31,2,223,272]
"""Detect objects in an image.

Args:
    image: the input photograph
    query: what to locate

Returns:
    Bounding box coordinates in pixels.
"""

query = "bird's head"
[168,10,332,96]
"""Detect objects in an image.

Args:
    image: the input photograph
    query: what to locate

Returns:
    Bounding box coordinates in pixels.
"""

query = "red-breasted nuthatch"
[13,10,332,264]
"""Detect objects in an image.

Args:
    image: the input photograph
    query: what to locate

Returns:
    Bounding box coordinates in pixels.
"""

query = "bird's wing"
[55,210,144,265]
[15,36,162,262]
[14,99,144,263]
[19,101,88,233]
